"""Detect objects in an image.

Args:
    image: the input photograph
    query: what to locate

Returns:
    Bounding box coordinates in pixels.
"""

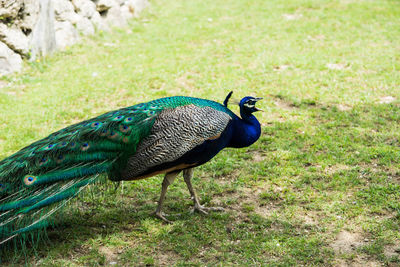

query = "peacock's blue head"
[239,96,263,115]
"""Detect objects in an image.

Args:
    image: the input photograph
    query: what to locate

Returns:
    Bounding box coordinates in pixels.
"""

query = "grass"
[0,0,399,265]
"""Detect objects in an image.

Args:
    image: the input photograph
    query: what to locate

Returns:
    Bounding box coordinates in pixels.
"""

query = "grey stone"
[0,0,23,20]
[75,16,94,35]
[120,4,133,20]
[0,0,149,75]
[0,24,29,56]
[30,0,56,60]
[0,40,22,76]
[115,0,126,5]
[90,11,109,31]
[96,0,118,12]
[53,0,80,23]
[125,0,148,17]
[19,0,40,32]
[72,0,97,19]
[55,20,79,49]
[103,5,126,27]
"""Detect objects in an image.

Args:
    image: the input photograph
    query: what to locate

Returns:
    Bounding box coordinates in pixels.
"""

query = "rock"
[30,0,56,60]
[96,0,118,13]
[90,11,109,31]
[0,0,23,20]
[124,0,148,17]
[0,24,29,56]
[72,0,97,19]
[0,0,149,75]
[120,4,133,20]
[75,17,94,35]
[115,0,126,5]
[103,5,126,27]
[0,40,22,75]
[54,20,79,49]
[19,0,40,33]
[53,0,80,23]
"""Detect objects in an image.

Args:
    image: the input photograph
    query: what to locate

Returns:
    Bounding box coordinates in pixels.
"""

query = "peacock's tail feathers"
[0,101,163,245]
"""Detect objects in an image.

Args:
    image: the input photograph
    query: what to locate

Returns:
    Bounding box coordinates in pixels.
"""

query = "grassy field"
[1,0,400,265]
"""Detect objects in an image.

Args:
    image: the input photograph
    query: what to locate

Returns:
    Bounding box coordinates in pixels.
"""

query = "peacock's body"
[0,93,262,246]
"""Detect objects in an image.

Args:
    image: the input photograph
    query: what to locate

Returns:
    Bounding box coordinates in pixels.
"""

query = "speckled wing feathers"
[121,104,231,179]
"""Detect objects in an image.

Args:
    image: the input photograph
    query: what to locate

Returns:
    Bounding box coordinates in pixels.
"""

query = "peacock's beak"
[254,97,263,112]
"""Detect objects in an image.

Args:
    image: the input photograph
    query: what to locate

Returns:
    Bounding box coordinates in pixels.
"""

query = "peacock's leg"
[155,171,180,223]
[183,168,224,214]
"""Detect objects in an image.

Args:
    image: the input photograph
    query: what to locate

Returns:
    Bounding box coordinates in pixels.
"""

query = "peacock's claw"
[192,204,225,215]
[154,211,172,223]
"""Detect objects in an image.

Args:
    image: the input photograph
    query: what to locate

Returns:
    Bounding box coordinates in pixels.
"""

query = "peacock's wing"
[120,104,232,180]
[0,102,161,243]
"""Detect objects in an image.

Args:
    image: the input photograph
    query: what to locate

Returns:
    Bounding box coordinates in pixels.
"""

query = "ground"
[0,0,399,266]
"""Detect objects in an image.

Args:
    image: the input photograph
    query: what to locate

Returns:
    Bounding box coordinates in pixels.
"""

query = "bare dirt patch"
[153,249,180,266]
[331,231,363,254]
[379,96,396,104]
[326,63,349,70]
[325,164,351,175]
[337,104,352,111]
[254,204,279,218]
[252,150,266,163]
[273,65,290,71]
[273,98,296,111]
[384,242,400,259]
[335,257,382,267]
[99,246,118,264]
[282,13,303,20]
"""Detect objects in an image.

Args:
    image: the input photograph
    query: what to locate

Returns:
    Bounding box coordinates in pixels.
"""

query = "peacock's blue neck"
[228,112,261,148]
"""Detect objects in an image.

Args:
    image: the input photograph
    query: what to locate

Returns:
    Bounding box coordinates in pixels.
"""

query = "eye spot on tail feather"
[81,143,90,151]
[108,131,120,140]
[91,122,102,128]
[56,154,65,163]
[124,117,133,123]
[119,125,131,133]
[113,115,124,121]
[23,175,37,186]
[38,157,48,166]
[100,129,108,137]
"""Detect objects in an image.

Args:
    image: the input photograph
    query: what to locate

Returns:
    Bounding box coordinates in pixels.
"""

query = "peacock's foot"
[192,204,225,215]
[154,211,172,223]
[154,211,182,223]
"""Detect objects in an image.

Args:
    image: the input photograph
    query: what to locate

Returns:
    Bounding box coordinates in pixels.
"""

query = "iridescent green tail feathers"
[0,101,160,245]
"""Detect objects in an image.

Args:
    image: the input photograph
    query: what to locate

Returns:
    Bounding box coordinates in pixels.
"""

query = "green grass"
[1,0,400,265]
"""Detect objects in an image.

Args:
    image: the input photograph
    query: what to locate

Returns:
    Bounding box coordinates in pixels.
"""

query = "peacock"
[0,92,262,246]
